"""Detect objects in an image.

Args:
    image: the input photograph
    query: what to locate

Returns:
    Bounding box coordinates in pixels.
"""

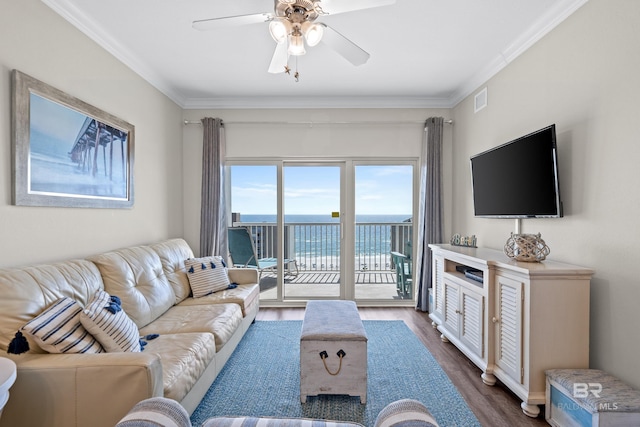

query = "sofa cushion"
[139,304,242,352]
[177,283,259,318]
[88,246,176,328]
[142,332,217,402]
[80,290,141,353]
[150,239,194,305]
[0,260,104,354]
[184,256,230,298]
[21,297,104,354]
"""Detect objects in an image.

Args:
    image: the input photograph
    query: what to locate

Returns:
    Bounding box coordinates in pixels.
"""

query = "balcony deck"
[283,270,396,284]
[259,270,410,300]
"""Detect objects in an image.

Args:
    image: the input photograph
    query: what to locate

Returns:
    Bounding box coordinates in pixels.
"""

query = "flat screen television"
[470,124,563,218]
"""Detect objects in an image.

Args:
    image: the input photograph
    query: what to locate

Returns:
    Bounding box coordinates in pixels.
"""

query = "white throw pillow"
[21,297,104,354]
[184,256,230,298]
[80,289,141,353]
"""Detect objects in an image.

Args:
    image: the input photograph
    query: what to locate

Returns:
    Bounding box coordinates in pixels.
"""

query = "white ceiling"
[42,0,588,109]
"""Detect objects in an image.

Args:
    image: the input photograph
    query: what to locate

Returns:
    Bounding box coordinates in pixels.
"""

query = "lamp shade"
[288,33,306,56]
[269,19,291,43]
[302,22,324,46]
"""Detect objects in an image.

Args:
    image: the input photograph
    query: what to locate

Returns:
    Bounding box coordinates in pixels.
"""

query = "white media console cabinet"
[428,244,594,418]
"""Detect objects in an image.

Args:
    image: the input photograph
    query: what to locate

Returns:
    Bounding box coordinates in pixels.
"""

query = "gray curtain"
[415,117,444,311]
[199,117,228,258]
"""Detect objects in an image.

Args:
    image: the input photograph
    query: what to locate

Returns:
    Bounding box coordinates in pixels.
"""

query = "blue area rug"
[191,320,480,427]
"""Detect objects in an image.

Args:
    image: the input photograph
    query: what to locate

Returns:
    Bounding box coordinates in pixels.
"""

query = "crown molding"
[43,0,588,110]
[181,96,455,110]
[42,0,188,107]
[449,0,589,108]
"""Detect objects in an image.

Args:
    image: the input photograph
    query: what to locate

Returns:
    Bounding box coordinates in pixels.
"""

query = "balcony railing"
[232,221,412,272]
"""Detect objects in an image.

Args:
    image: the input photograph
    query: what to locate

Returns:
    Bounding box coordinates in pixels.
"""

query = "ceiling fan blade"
[192,12,272,31]
[268,42,289,73]
[318,0,396,15]
[320,24,370,66]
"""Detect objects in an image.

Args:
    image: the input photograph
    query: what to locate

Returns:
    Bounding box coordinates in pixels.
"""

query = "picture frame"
[11,70,135,208]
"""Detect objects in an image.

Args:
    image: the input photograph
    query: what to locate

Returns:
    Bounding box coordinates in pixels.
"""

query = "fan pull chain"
[319,349,346,376]
[283,57,300,82]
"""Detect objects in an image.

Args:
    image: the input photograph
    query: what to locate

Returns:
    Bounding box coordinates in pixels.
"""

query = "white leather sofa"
[0,238,259,427]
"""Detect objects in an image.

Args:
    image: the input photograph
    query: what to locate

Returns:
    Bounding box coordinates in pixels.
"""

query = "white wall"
[182,108,452,255]
[452,0,640,387]
[0,0,184,267]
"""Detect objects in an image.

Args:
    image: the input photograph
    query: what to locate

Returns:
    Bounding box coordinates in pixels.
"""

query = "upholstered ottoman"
[300,300,368,404]
[546,369,640,427]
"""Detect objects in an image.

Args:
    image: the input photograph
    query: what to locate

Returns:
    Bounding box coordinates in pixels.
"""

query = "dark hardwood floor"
[256,307,548,427]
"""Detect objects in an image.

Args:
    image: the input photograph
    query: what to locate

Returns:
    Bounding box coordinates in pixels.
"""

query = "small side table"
[0,357,17,420]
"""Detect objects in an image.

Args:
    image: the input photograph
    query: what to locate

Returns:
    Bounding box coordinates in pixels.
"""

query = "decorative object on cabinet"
[11,70,135,208]
[429,244,593,418]
[503,232,550,262]
[449,234,477,248]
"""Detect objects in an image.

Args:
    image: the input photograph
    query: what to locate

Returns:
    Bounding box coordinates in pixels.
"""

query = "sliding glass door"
[283,164,342,299]
[228,160,415,304]
[353,164,414,300]
[228,165,279,299]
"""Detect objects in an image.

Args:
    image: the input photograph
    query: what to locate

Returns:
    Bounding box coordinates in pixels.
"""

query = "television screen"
[470,124,563,218]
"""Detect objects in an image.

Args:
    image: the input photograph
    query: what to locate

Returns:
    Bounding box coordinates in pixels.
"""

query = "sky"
[230,164,413,216]
[29,93,87,158]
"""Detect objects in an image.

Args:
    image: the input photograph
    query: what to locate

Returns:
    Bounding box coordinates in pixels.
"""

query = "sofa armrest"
[227,267,259,285]
[0,352,164,427]
[117,397,192,427]
[374,399,439,427]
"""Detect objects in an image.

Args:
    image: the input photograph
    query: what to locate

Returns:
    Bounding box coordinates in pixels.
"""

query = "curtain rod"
[183,119,453,126]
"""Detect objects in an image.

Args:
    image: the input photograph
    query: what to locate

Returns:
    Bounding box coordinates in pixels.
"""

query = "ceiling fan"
[192,0,396,74]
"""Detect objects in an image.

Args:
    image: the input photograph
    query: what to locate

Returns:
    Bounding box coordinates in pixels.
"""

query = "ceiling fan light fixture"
[269,18,291,43]
[288,33,306,56]
[302,22,323,46]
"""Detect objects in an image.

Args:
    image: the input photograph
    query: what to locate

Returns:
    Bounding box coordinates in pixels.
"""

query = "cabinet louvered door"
[433,256,444,319]
[495,274,524,384]
[443,281,460,334]
[460,288,484,358]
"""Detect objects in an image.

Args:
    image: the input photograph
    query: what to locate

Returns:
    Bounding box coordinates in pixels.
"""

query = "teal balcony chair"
[227,227,298,279]
[391,251,412,299]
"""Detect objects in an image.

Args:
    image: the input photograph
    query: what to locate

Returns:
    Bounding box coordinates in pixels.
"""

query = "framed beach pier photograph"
[11,70,134,208]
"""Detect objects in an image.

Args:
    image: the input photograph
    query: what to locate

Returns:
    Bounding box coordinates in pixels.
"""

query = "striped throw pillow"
[80,289,141,353]
[184,256,230,298]
[21,297,104,354]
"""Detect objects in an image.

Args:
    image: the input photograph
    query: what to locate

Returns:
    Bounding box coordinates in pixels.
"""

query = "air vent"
[474,87,488,113]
